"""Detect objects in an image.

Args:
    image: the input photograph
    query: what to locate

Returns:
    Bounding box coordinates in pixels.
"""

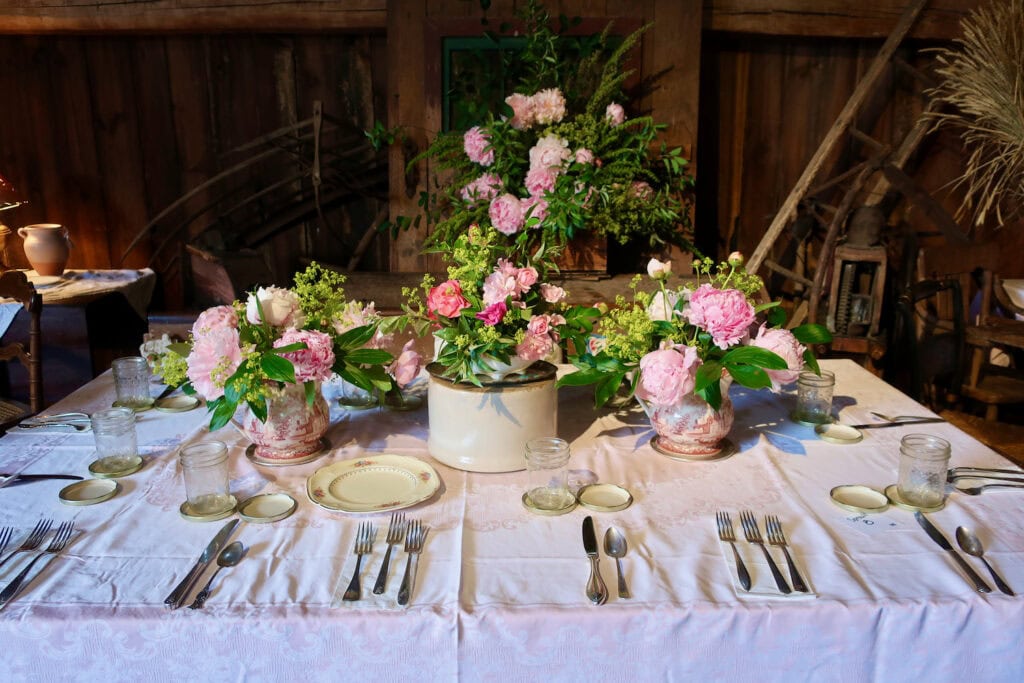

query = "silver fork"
[0,526,12,557]
[715,512,751,591]
[372,513,407,595]
[342,522,376,601]
[765,515,808,593]
[397,519,429,606]
[0,521,74,605]
[0,519,53,571]
[740,510,791,594]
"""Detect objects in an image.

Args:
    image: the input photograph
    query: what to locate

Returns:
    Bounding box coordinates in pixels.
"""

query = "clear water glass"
[90,407,138,471]
[112,356,154,410]
[179,441,233,515]
[795,370,835,424]
[525,437,573,510]
[898,434,951,507]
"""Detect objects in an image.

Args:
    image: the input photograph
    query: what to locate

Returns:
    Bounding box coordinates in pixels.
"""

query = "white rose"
[246,286,305,328]
[646,290,681,322]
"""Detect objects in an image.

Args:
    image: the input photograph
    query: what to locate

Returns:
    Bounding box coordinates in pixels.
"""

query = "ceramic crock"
[18,223,71,276]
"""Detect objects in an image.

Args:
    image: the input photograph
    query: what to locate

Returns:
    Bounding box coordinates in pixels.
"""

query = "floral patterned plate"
[306,454,440,514]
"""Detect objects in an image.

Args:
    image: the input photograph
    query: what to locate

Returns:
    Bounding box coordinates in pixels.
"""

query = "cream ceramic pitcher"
[18,223,71,276]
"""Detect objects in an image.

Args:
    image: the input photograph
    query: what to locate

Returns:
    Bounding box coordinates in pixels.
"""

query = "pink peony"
[635,345,701,406]
[520,196,548,227]
[389,339,423,388]
[529,134,571,171]
[246,286,305,329]
[192,305,238,338]
[463,126,494,166]
[505,92,535,130]
[426,280,471,319]
[482,270,517,306]
[531,88,566,125]
[750,324,806,391]
[186,326,243,400]
[516,331,555,362]
[575,148,594,164]
[476,301,507,326]
[274,328,336,383]
[605,102,625,126]
[684,284,756,350]
[539,283,566,303]
[461,173,503,204]
[527,315,551,336]
[524,166,558,196]
[489,193,525,235]
[514,266,538,294]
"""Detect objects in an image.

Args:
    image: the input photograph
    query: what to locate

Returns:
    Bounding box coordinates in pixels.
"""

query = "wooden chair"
[962,270,1024,420]
[0,270,42,428]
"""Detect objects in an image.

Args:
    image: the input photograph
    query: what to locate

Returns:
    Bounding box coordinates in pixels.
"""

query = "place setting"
[714,510,815,598]
[0,518,78,607]
[330,513,431,608]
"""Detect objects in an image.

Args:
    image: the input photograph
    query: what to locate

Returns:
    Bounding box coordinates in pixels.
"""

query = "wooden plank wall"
[0,33,388,308]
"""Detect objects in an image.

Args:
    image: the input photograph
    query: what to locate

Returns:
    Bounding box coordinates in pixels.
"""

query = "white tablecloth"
[0,359,1022,682]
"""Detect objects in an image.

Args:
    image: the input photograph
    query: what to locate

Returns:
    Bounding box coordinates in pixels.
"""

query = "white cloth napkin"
[718,537,817,599]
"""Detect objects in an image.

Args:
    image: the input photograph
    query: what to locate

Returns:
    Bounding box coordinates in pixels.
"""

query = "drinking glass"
[179,441,233,516]
[525,437,574,511]
[794,370,835,425]
[112,356,154,410]
[90,407,138,473]
[897,434,951,507]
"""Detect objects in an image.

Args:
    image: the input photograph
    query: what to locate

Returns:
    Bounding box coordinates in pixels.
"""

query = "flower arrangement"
[411,0,694,259]
[393,224,594,385]
[162,262,395,430]
[558,254,832,408]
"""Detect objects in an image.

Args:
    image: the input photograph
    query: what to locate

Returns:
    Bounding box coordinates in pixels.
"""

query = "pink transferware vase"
[237,381,329,465]
[637,378,735,459]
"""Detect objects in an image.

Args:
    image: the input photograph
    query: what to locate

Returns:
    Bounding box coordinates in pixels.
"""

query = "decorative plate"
[306,454,440,513]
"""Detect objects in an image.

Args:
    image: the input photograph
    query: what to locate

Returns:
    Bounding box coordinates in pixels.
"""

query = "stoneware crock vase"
[236,381,329,465]
[637,378,735,459]
[426,361,557,472]
[18,223,71,276]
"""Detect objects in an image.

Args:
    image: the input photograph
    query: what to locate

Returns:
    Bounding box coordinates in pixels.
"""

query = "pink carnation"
[531,88,566,125]
[463,126,494,166]
[750,324,806,391]
[389,339,423,388]
[482,270,517,306]
[461,173,503,204]
[186,326,243,400]
[605,102,625,126]
[274,329,336,383]
[505,92,535,130]
[516,332,555,362]
[192,305,238,338]
[426,280,471,319]
[476,301,507,326]
[529,134,571,171]
[520,196,548,227]
[635,345,701,406]
[575,148,594,164]
[539,283,566,303]
[489,193,525,235]
[525,166,558,196]
[684,284,756,350]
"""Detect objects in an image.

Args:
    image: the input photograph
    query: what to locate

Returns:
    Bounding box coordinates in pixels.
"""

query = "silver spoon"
[16,422,90,432]
[603,527,631,599]
[955,482,1024,496]
[955,527,1015,596]
[188,541,244,609]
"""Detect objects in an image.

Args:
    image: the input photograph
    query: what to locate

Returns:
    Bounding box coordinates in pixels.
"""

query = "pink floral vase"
[237,381,329,464]
[636,378,735,459]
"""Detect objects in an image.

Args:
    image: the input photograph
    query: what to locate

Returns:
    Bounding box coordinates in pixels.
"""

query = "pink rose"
[274,329,336,382]
[527,315,550,336]
[482,270,517,306]
[463,126,494,166]
[520,196,548,227]
[684,284,756,350]
[489,193,525,235]
[525,166,558,196]
[426,280,471,319]
[575,148,594,164]
[461,173,503,204]
[246,286,305,328]
[605,102,625,126]
[389,339,423,388]
[192,305,238,338]
[496,258,517,277]
[505,92,535,130]
[186,326,243,400]
[635,345,701,406]
[531,88,566,125]
[529,134,571,171]
[514,266,538,294]
[539,283,566,303]
[750,324,806,390]
[476,301,507,326]
[516,332,554,362]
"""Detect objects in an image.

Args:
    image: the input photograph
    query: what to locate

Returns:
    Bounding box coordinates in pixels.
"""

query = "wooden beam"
[706,0,980,40]
[0,1,386,34]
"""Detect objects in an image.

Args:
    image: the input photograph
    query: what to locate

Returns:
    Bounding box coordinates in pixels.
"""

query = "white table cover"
[0,359,1022,682]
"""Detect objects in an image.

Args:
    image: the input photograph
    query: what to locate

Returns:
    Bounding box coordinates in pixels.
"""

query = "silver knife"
[0,473,84,489]
[582,516,608,605]
[848,418,945,429]
[164,519,239,609]
[914,512,991,593]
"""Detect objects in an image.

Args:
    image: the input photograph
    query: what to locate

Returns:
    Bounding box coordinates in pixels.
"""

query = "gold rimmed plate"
[307,454,440,513]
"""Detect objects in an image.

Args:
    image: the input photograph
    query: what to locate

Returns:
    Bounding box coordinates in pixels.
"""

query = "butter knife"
[164,519,239,609]
[0,473,84,489]
[848,418,945,429]
[914,512,991,593]
[582,516,608,605]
